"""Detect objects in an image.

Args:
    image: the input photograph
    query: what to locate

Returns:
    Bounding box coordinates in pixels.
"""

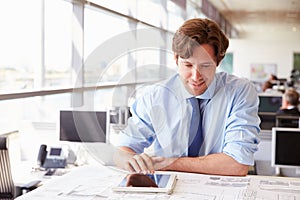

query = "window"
[89,0,137,17]
[218,53,233,74]
[44,0,73,88]
[293,53,300,71]
[0,0,42,93]
[167,1,185,32]
[84,6,131,86]
[0,0,73,93]
[137,0,166,28]
[0,0,189,133]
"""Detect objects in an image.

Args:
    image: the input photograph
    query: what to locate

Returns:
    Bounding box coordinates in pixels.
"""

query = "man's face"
[177,44,217,96]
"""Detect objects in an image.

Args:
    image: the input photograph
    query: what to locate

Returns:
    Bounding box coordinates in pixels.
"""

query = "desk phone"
[37,145,66,169]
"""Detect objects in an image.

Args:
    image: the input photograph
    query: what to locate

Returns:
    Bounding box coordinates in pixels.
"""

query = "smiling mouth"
[191,80,206,87]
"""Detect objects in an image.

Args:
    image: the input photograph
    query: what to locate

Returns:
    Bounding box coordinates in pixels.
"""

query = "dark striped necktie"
[188,97,203,157]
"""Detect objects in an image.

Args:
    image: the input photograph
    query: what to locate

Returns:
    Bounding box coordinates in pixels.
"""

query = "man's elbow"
[223,154,251,176]
[233,164,249,176]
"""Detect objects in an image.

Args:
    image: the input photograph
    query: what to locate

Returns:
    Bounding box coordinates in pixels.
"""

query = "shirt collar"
[196,76,216,100]
[287,105,296,109]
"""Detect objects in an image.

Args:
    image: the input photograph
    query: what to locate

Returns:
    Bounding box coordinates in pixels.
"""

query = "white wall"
[228,34,300,81]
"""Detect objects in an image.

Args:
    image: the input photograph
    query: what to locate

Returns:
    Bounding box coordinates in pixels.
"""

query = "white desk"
[15,164,300,200]
[11,160,76,198]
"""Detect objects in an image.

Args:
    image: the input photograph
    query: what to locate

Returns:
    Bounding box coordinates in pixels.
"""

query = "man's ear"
[174,54,178,65]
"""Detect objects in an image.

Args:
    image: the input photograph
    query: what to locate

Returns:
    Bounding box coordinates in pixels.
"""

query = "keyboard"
[44,168,69,176]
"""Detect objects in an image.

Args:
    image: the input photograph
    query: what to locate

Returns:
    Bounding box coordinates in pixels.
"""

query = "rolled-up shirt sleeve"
[222,81,260,165]
[115,94,155,154]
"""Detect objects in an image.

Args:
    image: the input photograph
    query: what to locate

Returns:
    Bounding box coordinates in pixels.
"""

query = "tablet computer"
[112,173,177,194]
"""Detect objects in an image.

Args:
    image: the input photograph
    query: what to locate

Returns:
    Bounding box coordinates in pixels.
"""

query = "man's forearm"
[160,153,249,176]
[119,146,136,154]
[117,147,249,176]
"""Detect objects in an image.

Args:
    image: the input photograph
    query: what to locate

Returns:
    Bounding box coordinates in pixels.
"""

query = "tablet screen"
[113,173,177,194]
[119,174,171,188]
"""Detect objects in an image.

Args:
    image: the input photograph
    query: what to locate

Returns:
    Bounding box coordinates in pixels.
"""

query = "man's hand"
[124,153,155,174]
[118,147,177,173]
[124,153,178,173]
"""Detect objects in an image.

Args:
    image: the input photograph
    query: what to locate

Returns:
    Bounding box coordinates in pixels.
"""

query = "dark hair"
[270,74,278,80]
[172,18,229,66]
[262,81,273,92]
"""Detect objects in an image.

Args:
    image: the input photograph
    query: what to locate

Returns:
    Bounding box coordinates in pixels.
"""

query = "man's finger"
[152,156,165,162]
[128,156,142,173]
[140,153,155,173]
[124,161,135,173]
[132,154,148,173]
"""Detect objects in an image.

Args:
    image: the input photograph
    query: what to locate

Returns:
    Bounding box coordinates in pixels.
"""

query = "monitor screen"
[271,128,300,168]
[60,110,107,142]
[258,95,282,113]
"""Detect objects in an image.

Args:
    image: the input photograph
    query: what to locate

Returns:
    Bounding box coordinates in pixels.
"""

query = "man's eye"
[200,64,213,68]
[184,64,193,68]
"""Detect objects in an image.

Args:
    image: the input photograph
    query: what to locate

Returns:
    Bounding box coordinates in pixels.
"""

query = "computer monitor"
[258,95,282,113]
[258,95,282,130]
[276,115,300,128]
[59,110,107,143]
[258,113,276,130]
[271,127,300,169]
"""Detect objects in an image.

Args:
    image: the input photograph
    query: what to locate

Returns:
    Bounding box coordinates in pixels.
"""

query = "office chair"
[0,136,15,199]
[0,137,41,199]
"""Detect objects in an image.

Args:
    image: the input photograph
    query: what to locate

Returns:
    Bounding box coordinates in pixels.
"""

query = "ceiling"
[209,0,300,38]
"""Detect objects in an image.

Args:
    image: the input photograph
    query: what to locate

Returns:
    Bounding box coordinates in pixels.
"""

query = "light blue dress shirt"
[116,72,261,165]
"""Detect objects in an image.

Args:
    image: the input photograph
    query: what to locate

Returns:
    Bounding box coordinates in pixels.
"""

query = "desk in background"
[12,161,74,196]
[16,164,300,200]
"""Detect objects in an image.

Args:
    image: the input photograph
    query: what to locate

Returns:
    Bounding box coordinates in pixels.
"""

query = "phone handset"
[37,144,47,167]
[36,145,66,169]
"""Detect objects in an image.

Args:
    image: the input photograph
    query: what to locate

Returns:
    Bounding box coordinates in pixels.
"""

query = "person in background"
[262,74,279,92]
[262,81,273,92]
[115,18,260,176]
[269,74,278,82]
[289,69,300,87]
[277,88,300,115]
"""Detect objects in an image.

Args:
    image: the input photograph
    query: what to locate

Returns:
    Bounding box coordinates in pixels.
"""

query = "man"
[277,88,300,115]
[116,18,260,176]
